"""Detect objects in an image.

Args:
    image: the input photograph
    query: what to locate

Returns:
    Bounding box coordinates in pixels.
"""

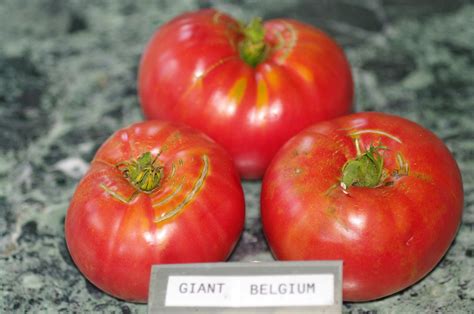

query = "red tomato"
[261,112,463,301]
[65,121,245,302]
[138,9,353,179]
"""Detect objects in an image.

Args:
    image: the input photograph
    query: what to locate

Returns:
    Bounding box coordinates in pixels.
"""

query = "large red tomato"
[138,9,353,179]
[261,112,463,301]
[65,121,245,302]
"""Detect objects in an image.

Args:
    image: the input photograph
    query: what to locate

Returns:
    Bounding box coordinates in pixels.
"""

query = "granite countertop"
[1,0,473,312]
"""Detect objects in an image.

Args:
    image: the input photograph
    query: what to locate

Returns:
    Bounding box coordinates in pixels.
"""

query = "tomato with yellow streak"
[65,121,245,302]
[261,112,463,301]
[138,9,353,179]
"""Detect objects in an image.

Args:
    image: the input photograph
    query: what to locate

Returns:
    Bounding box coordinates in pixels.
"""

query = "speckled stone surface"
[0,0,473,312]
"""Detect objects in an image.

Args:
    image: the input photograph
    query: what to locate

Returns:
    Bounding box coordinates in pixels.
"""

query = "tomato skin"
[261,112,463,301]
[65,121,245,303]
[138,9,353,179]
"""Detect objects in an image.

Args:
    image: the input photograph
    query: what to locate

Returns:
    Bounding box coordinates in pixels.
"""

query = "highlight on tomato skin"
[260,112,464,302]
[64,120,246,303]
[138,8,354,179]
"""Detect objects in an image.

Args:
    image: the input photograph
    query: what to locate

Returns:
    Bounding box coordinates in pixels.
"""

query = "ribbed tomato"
[65,121,245,302]
[261,112,463,301]
[138,9,353,179]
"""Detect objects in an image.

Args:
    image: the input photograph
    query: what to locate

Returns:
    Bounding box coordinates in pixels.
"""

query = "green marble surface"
[1,0,473,312]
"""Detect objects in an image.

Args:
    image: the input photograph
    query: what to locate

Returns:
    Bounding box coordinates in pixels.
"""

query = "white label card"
[165,274,335,307]
[148,261,342,313]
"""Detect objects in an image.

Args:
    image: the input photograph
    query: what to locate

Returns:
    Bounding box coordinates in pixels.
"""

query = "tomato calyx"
[116,152,164,193]
[340,144,388,191]
[239,17,268,67]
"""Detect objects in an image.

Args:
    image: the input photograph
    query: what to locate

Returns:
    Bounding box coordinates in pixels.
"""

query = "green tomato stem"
[116,152,163,193]
[341,145,386,190]
[239,17,268,67]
